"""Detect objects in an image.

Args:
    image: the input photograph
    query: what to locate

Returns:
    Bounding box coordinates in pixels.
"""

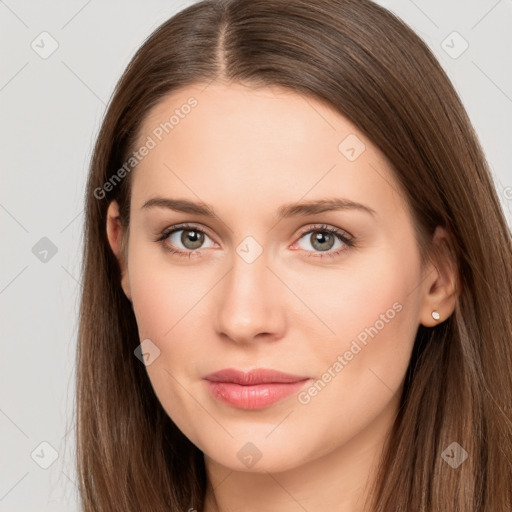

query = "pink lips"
[203,368,310,410]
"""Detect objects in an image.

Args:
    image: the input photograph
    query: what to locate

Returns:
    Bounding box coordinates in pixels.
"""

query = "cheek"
[305,239,422,408]
[291,237,421,355]
[127,242,211,392]
[127,245,207,432]
[289,255,421,462]
[127,243,204,340]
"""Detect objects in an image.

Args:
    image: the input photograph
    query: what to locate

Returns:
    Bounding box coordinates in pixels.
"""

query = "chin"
[201,436,313,474]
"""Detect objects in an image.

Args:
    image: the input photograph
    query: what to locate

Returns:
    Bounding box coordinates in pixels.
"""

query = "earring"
[432,310,440,321]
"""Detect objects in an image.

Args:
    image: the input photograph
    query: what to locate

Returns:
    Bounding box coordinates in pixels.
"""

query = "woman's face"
[108,81,432,473]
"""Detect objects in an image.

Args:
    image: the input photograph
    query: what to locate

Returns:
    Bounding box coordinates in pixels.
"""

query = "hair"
[76,0,512,510]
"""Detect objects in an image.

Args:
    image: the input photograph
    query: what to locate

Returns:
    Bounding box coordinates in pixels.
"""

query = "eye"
[293,224,354,259]
[155,222,355,260]
[156,223,217,257]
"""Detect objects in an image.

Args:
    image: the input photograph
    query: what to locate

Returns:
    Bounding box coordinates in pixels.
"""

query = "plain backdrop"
[1,0,511,510]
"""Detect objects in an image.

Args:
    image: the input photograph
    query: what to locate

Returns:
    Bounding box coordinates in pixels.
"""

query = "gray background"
[1,0,511,510]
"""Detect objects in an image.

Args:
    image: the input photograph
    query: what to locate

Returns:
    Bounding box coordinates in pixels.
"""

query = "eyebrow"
[141,196,376,219]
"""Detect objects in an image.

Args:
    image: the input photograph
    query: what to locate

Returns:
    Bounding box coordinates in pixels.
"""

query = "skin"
[106,80,458,512]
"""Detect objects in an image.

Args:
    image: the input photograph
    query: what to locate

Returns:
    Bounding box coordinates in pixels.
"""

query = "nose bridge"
[215,239,284,343]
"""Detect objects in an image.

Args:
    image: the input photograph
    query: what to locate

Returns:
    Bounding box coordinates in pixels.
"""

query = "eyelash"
[155,223,355,260]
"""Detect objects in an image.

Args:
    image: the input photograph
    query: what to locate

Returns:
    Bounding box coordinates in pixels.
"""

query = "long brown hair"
[76,0,512,510]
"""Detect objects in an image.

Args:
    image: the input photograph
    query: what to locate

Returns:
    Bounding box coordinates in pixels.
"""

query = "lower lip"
[204,380,310,410]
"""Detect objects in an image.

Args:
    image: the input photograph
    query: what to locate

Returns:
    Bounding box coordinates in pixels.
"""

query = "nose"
[214,249,286,345]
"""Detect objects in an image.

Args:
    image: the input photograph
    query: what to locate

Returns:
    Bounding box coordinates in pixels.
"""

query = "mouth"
[203,368,311,410]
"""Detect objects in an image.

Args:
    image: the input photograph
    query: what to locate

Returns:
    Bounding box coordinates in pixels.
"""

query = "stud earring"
[432,310,440,321]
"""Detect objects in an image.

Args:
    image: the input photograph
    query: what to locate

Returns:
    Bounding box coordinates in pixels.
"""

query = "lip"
[203,368,311,410]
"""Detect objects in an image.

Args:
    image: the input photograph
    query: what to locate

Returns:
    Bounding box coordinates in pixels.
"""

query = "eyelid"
[158,222,353,242]
[294,223,354,241]
[158,222,217,242]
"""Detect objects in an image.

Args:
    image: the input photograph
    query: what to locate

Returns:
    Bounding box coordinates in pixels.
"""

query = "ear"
[419,226,459,327]
[106,200,132,302]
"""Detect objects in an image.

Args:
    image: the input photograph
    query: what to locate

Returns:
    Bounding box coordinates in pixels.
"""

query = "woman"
[76,0,512,510]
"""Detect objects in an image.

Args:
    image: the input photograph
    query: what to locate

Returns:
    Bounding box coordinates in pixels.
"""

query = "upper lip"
[203,368,310,385]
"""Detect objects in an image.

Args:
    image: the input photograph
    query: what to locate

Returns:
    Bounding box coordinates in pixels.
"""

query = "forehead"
[138,81,362,160]
[130,81,407,220]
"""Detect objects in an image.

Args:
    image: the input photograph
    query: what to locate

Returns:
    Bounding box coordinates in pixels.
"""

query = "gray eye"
[297,230,343,253]
[168,229,214,250]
